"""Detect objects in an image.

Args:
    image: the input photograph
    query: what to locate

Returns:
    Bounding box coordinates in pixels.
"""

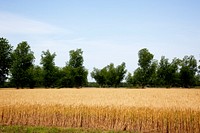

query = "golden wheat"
[0,88,200,132]
[1,88,200,109]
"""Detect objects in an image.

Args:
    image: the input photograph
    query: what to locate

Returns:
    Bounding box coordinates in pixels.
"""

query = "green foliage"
[59,66,74,88]
[40,50,57,88]
[91,62,127,87]
[157,57,180,87]
[131,68,143,87]
[68,49,84,68]
[138,48,154,69]
[132,48,156,88]
[91,68,106,87]
[115,62,127,87]
[127,50,198,88]
[31,65,44,87]
[179,55,197,88]
[10,41,35,88]
[0,37,13,87]
[126,73,133,87]
[157,56,169,86]
[1,37,200,88]
[60,49,88,88]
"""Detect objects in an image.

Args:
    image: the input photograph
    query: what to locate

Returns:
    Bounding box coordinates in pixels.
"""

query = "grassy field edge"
[0,125,129,133]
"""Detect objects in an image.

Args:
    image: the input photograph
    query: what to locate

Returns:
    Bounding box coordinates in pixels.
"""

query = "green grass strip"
[0,125,130,133]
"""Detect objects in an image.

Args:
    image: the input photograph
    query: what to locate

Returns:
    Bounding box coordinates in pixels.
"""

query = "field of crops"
[0,88,200,132]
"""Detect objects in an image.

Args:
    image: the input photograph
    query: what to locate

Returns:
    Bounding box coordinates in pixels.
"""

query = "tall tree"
[0,37,13,87]
[10,41,35,88]
[126,72,134,87]
[41,50,57,88]
[105,63,116,86]
[148,60,157,86]
[63,49,88,88]
[157,56,169,86]
[168,58,181,87]
[134,48,156,88]
[130,68,143,87]
[31,65,44,88]
[58,66,74,88]
[157,56,180,87]
[180,55,197,88]
[114,62,127,87]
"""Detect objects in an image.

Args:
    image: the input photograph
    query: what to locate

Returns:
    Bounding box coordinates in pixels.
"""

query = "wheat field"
[0,88,200,132]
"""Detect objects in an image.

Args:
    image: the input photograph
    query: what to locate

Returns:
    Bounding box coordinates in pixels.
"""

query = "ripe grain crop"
[0,88,200,132]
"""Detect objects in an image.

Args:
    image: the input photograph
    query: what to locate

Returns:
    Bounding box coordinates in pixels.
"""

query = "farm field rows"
[0,88,200,132]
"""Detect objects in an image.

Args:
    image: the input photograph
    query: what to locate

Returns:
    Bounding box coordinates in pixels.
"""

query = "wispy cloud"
[0,12,67,35]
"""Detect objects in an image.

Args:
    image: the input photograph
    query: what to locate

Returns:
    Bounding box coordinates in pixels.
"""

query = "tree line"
[0,37,200,88]
[0,38,87,88]
[126,48,199,88]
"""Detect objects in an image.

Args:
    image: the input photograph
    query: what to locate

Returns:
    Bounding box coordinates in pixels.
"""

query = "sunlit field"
[1,88,200,132]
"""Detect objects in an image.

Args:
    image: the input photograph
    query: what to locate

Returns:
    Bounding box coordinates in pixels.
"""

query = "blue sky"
[0,0,200,81]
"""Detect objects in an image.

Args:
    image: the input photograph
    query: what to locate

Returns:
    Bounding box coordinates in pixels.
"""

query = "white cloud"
[0,12,67,35]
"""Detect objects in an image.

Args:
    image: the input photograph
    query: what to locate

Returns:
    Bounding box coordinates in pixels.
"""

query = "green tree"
[41,50,57,88]
[58,66,74,88]
[66,49,88,88]
[31,65,44,87]
[180,55,197,88]
[126,72,134,87]
[168,58,181,87]
[68,49,84,68]
[131,68,143,87]
[105,63,116,86]
[91,68,107,87]
[134,48,156,88]
[148,60,157,86]
[0,37,13,87]
[10,41,35,89]
[113,62,127,87]
[157,57,180,87]
[91,62,127,87]
[156,56,169,86]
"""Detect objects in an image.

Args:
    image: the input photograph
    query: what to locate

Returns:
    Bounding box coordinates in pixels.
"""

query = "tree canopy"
[180,55,197,88]
[0,38,13,87]
[41,50,57,88]
[10,41,35,88]
[66,49,88,88]
[157,57,180,87]
[91,62,127,87]
[129,48,157,88]
[126,49,199,88]
[1,37,200,88]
